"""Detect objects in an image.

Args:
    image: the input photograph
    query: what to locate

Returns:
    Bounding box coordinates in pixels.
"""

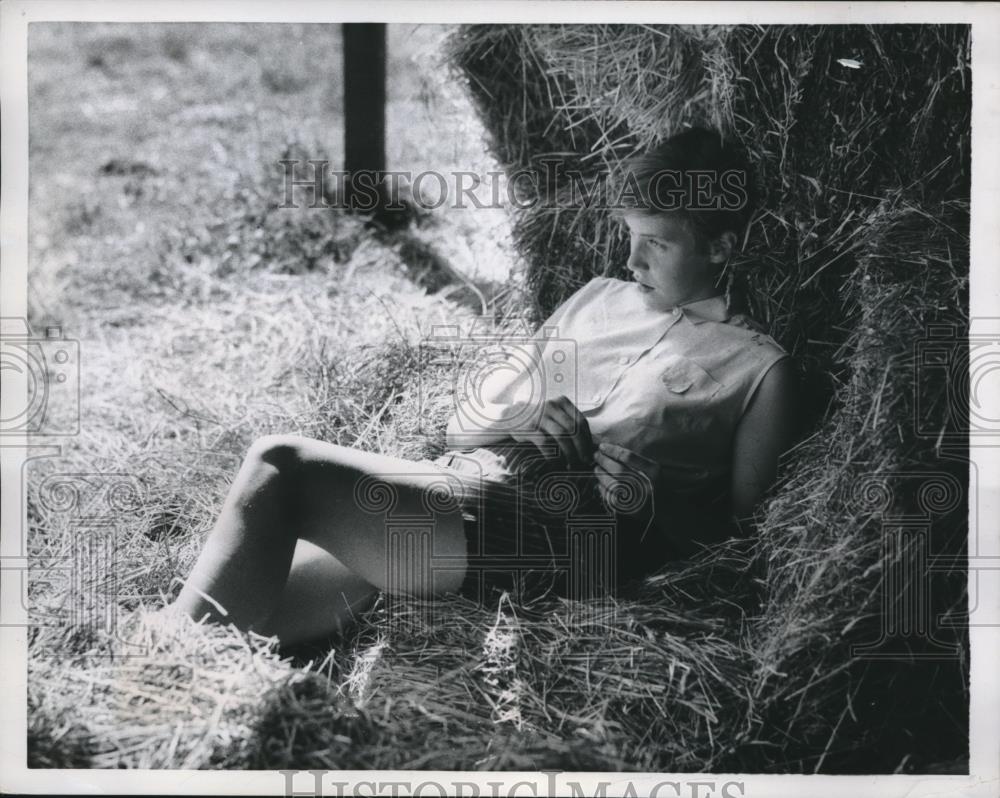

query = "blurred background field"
[26,22,518,511]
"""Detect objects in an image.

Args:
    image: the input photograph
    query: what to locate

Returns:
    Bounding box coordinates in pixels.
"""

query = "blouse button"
[592,391,602,402]
[618,355,630,364]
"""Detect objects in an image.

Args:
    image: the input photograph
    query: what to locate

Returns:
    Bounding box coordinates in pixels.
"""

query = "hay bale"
[746,196,969,771]
[446,24,970,772]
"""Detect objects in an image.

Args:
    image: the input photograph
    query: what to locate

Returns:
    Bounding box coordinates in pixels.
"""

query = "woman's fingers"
[543,397,593,466]
[593,448,627,476]
[594,462,644,512]
[593,462,613,504]
[593,453,627,507]
[598,441,640,468]
[559,397,595,465]
[539,401,577,453]
[509,396,594,469]
[511,420,575,465]
[537,420,576,464]
[595,448,658,506]
[597,442,659,480]
[593,459,655,521]
[510,428,561,462]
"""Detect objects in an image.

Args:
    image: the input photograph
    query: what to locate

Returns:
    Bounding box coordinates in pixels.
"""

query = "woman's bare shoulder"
[723,312,789,358]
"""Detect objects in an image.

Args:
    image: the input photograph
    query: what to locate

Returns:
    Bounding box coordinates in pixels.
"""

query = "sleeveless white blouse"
[464,277,789,490]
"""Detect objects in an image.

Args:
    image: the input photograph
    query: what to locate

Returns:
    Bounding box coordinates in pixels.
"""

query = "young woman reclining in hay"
[173,127,797,646]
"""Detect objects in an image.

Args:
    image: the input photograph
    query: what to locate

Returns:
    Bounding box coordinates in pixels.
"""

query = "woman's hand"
[507,395,594,469]
[593,441,660,528]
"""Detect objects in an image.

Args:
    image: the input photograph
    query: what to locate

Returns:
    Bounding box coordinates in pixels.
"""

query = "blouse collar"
[675,294,730,324]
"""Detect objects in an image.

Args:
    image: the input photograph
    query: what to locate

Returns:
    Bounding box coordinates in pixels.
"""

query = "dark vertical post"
[342,23,386,211]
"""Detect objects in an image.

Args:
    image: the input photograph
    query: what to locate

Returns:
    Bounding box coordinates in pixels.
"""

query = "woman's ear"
[709,231,737,264]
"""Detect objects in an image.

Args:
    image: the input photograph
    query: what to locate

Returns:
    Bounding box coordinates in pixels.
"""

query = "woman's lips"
[630,274,654,292]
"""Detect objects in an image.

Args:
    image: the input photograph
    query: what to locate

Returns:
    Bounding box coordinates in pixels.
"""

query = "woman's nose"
[627,248,646,272]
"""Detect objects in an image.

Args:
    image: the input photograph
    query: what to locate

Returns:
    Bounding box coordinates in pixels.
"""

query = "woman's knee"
[246,434,309,471]
[246,435,363,469]
[243,435,361,503]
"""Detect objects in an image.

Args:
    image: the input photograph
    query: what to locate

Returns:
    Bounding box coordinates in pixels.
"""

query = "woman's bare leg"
[173,435,468,638]
[256,540,379,646]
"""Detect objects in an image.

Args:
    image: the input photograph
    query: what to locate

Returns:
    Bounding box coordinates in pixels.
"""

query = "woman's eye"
[648,239,666,250]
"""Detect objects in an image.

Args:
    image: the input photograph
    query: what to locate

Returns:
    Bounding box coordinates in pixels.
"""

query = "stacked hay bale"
[439,24,970,772]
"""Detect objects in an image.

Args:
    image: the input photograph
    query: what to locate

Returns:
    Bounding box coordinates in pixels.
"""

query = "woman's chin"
[637,284,663,308]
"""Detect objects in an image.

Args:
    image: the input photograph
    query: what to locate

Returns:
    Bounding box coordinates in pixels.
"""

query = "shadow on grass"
[246,673,378,769]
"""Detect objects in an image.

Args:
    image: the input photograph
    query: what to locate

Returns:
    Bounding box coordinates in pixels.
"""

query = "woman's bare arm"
[447,396,595,468]
[445,401,521,450]
[730,357,798,522]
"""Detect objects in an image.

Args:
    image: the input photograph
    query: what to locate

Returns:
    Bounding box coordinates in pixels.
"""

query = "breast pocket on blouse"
[608,355,729,460]
[657,356,723,400]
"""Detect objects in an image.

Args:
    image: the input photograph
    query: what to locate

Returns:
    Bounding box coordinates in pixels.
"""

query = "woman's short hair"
[614,127,756,249]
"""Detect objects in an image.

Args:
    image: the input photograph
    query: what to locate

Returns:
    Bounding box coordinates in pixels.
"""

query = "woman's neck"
[646,278,723,313]
[670,285,723,308]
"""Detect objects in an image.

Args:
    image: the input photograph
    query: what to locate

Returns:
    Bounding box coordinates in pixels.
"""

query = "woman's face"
[622,211,719,311]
